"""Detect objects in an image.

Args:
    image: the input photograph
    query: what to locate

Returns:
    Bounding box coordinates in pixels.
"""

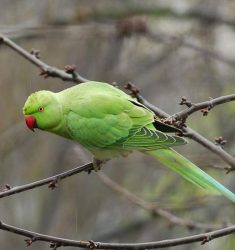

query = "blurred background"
[0,0,235,249]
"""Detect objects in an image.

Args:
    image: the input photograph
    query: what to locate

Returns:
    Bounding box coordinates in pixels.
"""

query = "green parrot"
[23,81,235,202]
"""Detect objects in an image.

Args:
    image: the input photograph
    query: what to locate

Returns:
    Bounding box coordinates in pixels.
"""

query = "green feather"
[147,149,235,202]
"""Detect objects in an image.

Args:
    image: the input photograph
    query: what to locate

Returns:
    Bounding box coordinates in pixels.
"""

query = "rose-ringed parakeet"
[23,81,235,202]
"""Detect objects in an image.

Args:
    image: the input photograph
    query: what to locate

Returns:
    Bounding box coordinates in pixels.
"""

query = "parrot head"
[23,90,62,132]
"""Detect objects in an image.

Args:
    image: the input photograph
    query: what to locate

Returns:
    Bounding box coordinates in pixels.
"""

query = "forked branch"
[174,94,235,121]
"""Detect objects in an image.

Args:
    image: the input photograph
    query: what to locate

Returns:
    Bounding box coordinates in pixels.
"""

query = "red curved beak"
[25,115,37,132]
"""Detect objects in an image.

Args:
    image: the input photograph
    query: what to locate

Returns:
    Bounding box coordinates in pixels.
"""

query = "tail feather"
[146,148,235,202]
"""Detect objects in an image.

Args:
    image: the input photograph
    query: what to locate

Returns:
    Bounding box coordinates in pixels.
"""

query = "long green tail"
[147,148,235,202]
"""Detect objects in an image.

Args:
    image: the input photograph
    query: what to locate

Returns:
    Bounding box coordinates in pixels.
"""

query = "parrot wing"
[66,94,147,148]
[120,126,186,151]
[66,93,186,150]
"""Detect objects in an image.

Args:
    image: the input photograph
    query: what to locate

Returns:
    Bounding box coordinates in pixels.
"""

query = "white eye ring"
[38,107,44,112]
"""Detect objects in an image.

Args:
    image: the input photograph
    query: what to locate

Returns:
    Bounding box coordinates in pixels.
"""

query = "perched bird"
[23,81,235,202]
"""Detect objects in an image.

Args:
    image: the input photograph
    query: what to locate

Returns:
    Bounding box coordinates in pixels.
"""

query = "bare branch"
[97,172,226,231]
[0,162,93,199]
[0,33,88,83]
[0,220,234,249]
[173,94,235,121]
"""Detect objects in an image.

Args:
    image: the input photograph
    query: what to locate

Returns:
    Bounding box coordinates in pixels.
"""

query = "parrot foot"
[89,158,108,173]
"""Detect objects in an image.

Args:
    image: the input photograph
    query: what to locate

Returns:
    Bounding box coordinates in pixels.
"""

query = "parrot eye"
[38,107,44,112]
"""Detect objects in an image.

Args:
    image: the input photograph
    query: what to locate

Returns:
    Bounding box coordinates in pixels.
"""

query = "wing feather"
[65,92,187,151]
[121,127,187,150]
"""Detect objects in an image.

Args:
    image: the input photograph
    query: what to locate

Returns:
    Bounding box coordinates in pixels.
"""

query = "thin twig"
[0,220,234,249]
[173,94,235,121]
[0,163,93,199]
[0,33,88,83]
[97,172,226,231]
